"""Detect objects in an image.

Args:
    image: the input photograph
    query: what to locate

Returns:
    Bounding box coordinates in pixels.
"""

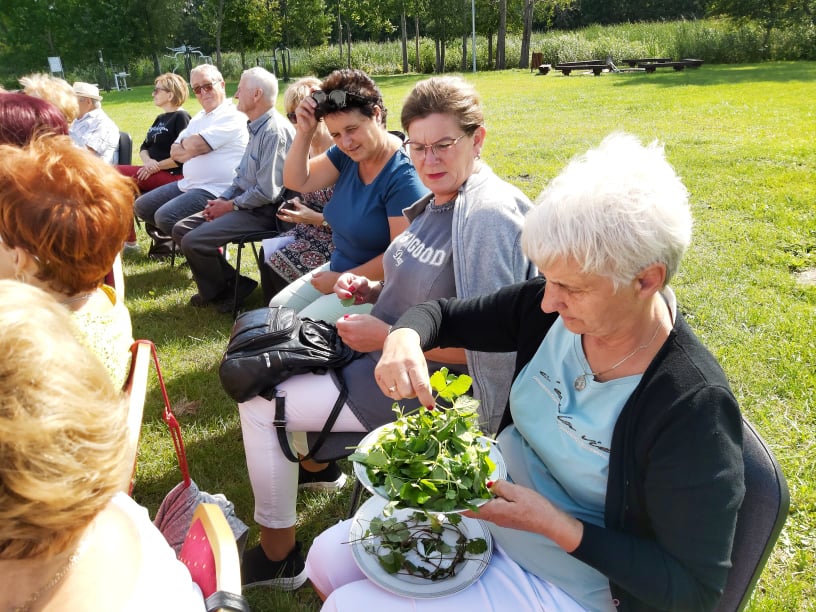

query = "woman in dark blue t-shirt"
[272,68,427,322]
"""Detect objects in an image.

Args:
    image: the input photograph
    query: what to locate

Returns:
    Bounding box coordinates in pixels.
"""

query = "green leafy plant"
[354,510,488,580]
[349,369,495,512]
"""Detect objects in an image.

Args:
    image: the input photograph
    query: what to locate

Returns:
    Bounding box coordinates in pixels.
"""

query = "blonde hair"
[154,72,189,107]
[0,280,129,560]
[18,73,80,123]
[283,76,321,114]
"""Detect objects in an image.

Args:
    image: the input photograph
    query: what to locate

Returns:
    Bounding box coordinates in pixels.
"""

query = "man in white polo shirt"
[134,64,248,258]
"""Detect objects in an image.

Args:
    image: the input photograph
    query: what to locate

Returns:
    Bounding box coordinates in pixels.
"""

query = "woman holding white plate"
[307,134,744,611]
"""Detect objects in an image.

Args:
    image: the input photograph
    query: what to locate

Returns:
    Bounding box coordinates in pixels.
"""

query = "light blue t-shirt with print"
[490,318,641,612]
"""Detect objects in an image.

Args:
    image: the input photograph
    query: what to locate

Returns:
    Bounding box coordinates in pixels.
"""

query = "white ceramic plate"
[348,496,493,599]
[352,423,507,513]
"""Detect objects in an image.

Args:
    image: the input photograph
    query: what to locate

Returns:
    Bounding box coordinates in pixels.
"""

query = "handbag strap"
[274,380,349,463]
[131,339,191,488]
[205,591,251,612]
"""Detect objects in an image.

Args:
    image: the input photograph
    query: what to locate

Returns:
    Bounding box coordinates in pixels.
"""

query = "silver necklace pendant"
[574,374,588,391]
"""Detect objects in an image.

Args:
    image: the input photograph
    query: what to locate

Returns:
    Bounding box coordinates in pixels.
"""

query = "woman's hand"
[276,198,324,227]
[375,328,435,407]
[310,270,341,295]
[333,273,377,305]
[335,313,390,352]
[293,94,321,136]
[462,480,584,553]
[136,158,160,181]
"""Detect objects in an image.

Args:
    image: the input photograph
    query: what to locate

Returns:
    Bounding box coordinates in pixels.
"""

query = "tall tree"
[286,0,332,47]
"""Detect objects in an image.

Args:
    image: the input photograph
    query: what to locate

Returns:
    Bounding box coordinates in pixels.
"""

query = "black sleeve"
[392,277,547,354]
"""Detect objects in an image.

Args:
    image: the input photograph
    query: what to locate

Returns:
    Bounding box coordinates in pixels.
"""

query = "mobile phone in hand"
[278,199,297,213]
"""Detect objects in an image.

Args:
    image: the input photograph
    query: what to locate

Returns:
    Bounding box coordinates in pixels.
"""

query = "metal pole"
[471,0,476,72]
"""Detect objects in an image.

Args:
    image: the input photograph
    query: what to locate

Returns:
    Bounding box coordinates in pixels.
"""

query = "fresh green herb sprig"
[355,510,488,580]
[349,369,496,512]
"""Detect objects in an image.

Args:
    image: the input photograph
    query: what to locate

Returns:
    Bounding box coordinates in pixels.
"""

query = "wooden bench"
[641,61,689,73]
[554,61,610,76]
[681,58,704,68]
[620,57,671,67]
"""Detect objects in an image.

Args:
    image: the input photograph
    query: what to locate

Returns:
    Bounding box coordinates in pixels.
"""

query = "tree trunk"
[337,11,343,58]
[488,33,493,69]
[496,0,506,69]
[401,10,409,73]
[415,15,421,73]
[347,28,352,68]
[519,0,534,69]
[435,38,441,73]
[215,0,225,72]
[153,51,162,76]
[462,34,468,71]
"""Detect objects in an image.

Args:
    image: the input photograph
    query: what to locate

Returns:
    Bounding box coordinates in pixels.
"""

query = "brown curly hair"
[0,135,137,294]
[319,69,387,125]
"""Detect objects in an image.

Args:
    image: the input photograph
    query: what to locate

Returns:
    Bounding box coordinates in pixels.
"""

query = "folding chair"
[225,229,279,318]
[123,340,152,493]
[180,503,250,612]
[110,252,125,303]
[117,131,133,165]
[713,418,789,611]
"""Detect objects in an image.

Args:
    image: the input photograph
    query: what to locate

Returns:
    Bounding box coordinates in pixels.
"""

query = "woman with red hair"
[0,135,136,387]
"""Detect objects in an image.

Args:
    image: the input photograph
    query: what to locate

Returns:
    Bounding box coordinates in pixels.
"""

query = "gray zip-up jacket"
[403,164,536,433]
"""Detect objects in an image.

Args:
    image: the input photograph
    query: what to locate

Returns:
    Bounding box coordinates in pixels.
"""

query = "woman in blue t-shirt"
[271,69,428,323]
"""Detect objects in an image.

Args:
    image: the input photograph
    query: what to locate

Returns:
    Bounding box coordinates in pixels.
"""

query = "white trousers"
[306,520,587,612]
[238,372,366,528]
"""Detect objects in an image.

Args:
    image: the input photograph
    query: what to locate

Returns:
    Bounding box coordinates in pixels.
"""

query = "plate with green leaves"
[349,369,506,513]
[348,495,493,598]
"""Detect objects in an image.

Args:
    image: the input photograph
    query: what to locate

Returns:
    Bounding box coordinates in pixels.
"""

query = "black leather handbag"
[219,305,360,404]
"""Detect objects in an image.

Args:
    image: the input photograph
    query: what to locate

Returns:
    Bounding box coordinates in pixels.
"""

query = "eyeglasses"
[312,89,375,120]
[404,135,467,160]
[192,81,218,95]
[286,112,297,124]
[152,87,169,94]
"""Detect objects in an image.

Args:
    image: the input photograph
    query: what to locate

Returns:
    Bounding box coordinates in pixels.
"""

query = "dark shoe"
[216,276,258,314]
[241,542,307,590]
[298,461,348,491]
[188,293,211,308]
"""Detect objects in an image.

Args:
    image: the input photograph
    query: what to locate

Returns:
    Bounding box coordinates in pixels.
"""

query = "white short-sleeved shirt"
[176,100,248,196]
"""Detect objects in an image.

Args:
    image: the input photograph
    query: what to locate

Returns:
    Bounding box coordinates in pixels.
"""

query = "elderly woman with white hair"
[307,133,745,612]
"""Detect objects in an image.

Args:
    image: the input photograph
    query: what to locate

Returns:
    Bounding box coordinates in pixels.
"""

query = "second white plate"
[348,496,493,599]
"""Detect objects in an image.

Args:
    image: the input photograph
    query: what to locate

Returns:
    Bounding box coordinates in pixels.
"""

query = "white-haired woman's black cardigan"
[392,276,745,611]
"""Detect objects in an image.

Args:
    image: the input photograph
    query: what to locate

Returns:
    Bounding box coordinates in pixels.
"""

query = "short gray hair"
[190,64,224,84]
[522,132,692,288]
[240,67,278,104]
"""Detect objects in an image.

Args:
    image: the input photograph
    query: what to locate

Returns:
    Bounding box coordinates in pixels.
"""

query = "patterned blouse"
[266,187,335,283]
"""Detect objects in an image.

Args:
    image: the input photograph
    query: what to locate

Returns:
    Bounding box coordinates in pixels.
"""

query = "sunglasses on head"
[312,89,375,120]
[192,81,218,95]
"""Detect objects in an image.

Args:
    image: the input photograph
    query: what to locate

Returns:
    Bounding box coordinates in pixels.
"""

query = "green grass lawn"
[107,63,816,611]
